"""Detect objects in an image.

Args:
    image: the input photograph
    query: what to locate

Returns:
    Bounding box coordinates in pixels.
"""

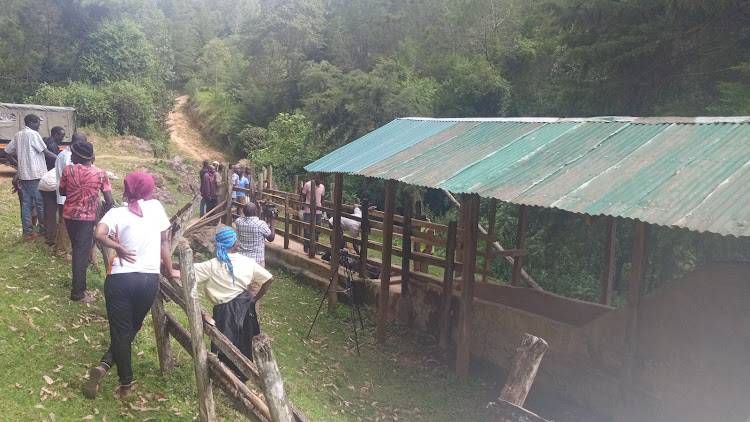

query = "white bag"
[37,169,58,192]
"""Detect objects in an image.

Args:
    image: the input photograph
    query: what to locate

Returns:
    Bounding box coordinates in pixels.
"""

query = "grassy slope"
[0,131,495,421]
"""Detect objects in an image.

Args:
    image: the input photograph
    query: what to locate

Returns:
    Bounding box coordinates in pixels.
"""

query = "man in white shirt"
[5,114,58,238]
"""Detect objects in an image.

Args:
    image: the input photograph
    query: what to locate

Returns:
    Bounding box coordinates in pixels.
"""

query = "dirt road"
[166,95,226,163]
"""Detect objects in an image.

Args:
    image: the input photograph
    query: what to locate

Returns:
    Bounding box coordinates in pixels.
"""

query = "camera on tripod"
[262,202,278,218]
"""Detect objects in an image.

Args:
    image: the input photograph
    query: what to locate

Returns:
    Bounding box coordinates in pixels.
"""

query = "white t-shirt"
[99,199,171,274]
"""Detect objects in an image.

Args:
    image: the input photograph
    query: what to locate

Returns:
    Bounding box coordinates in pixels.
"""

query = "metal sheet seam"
[619,124,743,219]
[509,122,634,201]
[550,123,676,209]
[674,153,750,227]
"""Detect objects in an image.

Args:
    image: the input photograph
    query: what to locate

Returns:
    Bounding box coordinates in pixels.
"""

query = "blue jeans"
[20,179,44,236]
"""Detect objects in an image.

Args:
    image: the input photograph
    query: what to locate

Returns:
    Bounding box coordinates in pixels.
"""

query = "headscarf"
[123,172,155,217]
[215,227,238,285]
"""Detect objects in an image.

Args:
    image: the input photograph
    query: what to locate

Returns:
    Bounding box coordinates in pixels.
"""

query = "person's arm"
[160,230,180,278]
[100,171,116,211]
[58,167,68,196]
[94,222,137,264]
[43,149,57,162]
[265,213,276,242]
[253,277,274,302]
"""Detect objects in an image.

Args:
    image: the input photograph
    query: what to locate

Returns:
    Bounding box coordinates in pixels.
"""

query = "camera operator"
[235,201,275,268]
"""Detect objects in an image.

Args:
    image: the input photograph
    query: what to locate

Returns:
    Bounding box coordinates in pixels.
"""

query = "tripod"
[307,250,365,355]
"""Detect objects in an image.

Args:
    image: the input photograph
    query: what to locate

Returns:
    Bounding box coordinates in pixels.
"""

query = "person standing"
[4,114,58,239]
[234,167,250,215]
[199,160,209,217]
[201,164,218,216]
[43,126,64,170]
[59,141,115,303]
[300,173,325,254]
[84,172,179,399]
[54,132,86,255]
[236,202,275,267]
[37,168,59,246]
[192,227,275,381]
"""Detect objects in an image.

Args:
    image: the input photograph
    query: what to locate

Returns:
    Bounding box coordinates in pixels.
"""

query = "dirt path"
[167,95,226,163]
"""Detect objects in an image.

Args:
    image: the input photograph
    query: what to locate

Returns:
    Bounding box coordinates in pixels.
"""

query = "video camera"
[262,202,278,218]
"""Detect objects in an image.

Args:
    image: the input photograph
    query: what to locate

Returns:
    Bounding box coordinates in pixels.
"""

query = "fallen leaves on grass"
[52,365,63,373]
[38,295,50,301]
[82,415,94,420]
[43,375,54,385]
[49,413,56,422]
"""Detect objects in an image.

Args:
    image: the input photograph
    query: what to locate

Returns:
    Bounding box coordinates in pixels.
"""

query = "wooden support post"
[178,244,216,422]
[498,333,549,415]
[600,216,617,305]
[268,165,273,190]
[376,179,397,343]
[456,193,479,378]
[397,197,413,324]
[482,198,497,283]
[413,201,422,272]
[284,193,290,249]
[252,333,294,422]
[223,165,233,226]
[329,173,343,312]
[511,205,529,287]
[151,290,173,375]
[258,170,265,202]
[293,175,300,236]
[439,221,458,350]
[307,179,317,259]
[358,198,370,279]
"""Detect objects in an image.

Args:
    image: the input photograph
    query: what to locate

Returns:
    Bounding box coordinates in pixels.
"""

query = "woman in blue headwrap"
[191,227,275,381]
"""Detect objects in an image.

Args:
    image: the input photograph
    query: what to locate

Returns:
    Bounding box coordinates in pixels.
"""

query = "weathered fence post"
[358,198,370,279]
[178,244,216,422]
[439,221,458,350]
[223,164,233,226]
[397,196,412,324]
[456,193,479,378]
[307,178,317,258]
[284,193,290,249]
[376,179,397,343]
[292,175,300,237]
[252,333,294,422]
[151,289,174,375]
[511,205,529,287]
[329,173,343,312]
[413,201,422,273]
[600,216,617,305]
[482,198,497,283]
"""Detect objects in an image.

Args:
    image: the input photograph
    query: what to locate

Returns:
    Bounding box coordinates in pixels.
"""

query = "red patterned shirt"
[59,165,112,221]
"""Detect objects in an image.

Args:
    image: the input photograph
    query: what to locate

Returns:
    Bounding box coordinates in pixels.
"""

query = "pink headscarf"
[123,172,155,217]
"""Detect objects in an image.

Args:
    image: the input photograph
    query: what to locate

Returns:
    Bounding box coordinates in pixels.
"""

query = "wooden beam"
[177,244,216,421]
[511,205,529,287]
[293,175,300,237]
[170,195,201,254]
[600,216,617,305]
[439,221,458,350]
[223,164,233,226]
[482,198,497,283]
[629,220,648,307]
[150,290,173,375]
[376,179,397,343]
[397,197,413,324]
[442,190,543,291]
[307,179,317,258]
[498,333,549,412]
[456,193,479,378]
[358,199,370,279]
[329,173,343,312]
[284,193,290,249]
[252,333,294,422]
[413,201,423,273]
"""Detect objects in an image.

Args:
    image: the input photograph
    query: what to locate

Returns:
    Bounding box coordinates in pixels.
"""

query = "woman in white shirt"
[83,172,178,399]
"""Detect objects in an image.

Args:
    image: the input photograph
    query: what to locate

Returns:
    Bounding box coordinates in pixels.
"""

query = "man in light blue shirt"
[233,166,250,215]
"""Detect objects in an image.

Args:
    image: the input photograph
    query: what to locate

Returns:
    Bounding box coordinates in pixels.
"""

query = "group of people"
[3,117,279,399]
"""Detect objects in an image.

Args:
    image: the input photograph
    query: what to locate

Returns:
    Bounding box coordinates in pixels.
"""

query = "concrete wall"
[266,243,750,421]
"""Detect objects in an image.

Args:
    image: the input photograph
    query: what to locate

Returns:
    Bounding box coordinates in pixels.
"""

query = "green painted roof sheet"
[305,117,750,237]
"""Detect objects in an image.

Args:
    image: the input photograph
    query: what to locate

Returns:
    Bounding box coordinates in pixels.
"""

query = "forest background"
[2,0,750,303]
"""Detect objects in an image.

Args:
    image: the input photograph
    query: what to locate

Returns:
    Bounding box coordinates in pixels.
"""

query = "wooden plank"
[600,216,617,305]
[439,221,458,350]
[252,333,294,422]
[413,201,423,272]
[284,193,290,249]
[401,198,412,293]
[629,220,647,307]
[177,244,216,421]
[293,175,300,237]
[487,400,551,422]
[151,290,174,375]
[223,165,233,226]
[456,193,480,379]
[329,173,343,312]
[359,199,370,279]
[482,198,497,283]
[307,179,317,258]
[498,333,549,414]
[170,195,200,253]
[490,249,526,258]
[377,179,397,343]
[511,205,529,287]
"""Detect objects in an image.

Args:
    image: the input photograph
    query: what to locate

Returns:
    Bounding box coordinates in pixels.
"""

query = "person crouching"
[193,227,274,381]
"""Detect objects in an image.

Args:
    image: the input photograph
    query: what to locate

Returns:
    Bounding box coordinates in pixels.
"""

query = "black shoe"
[83,365,106,399]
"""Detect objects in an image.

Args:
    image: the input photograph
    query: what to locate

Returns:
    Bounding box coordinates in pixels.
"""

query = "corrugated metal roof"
[305,117,750,237]
[0,103,76,112]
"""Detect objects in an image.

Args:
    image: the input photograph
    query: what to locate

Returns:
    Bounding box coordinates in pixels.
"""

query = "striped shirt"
[236,216,271,263]
[4,127,47,180]
[59,164,111,221]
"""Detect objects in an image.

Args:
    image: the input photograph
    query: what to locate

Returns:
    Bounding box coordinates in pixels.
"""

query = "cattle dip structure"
[230,116,749,422]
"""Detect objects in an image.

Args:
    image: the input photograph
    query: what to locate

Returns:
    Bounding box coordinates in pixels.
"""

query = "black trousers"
[212,291,260,382]
[100,272,159,386]
[65,218,96,300]
[41,191,57,246]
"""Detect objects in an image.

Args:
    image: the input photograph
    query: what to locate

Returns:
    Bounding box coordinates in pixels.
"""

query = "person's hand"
[115,245,137,264]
